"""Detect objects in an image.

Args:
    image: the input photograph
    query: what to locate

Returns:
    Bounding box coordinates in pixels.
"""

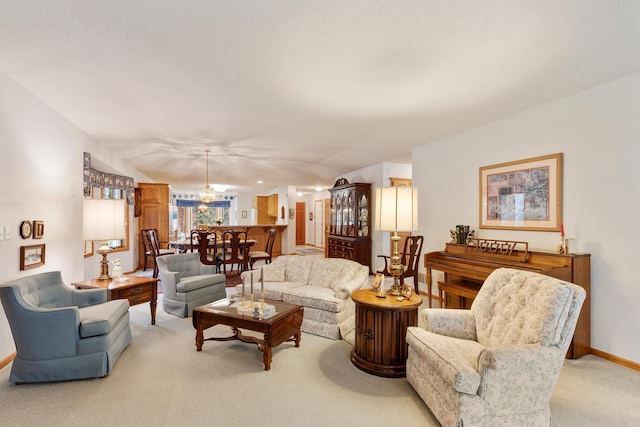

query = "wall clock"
[20,220,32,239]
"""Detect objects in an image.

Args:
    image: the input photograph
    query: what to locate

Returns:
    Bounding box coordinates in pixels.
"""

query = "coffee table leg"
[195,324,204,351]
[262,344,272,371]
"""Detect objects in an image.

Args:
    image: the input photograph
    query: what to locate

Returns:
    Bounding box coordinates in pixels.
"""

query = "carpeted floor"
[1,295,640,426]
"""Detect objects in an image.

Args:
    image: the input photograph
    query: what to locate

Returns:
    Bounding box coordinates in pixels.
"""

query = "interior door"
[314,199,324,247]
[295,202,306,245]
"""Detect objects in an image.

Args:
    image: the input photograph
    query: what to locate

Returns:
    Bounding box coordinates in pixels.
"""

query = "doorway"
[295,202,305,245]
[314,199,324,247]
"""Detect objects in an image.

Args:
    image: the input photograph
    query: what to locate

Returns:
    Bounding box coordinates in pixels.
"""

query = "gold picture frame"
[479,153,562,231]
[20,244,46,270]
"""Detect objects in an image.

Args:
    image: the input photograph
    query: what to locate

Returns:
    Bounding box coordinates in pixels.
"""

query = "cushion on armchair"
[79,299,130,338]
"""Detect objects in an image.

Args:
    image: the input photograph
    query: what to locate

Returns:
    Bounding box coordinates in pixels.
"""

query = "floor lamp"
[82,199,126,281]
[375,187,418,296]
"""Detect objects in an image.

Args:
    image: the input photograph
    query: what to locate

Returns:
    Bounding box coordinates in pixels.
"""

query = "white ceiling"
[2,1,640,193]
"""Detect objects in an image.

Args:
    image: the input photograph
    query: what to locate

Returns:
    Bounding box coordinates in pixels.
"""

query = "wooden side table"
[351,288,422,377]
[73,276,159,325]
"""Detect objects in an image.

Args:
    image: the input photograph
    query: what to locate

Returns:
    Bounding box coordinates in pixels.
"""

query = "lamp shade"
[82,199,127,241]
[374,187,418,232]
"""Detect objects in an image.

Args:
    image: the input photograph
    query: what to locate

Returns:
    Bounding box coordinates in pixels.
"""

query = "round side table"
[350,288,422,377]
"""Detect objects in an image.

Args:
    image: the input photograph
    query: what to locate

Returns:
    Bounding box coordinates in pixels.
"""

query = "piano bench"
[438,280,481,309]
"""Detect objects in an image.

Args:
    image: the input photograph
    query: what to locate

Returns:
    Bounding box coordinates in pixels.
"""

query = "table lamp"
[82,199,126,280]
[375,187,418,296]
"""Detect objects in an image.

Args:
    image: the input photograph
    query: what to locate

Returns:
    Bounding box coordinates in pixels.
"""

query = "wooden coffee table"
[193,299,304,371]
[72,276,159,325]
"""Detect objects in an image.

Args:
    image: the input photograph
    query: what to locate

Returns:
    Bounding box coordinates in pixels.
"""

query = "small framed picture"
[371,273,384,292]
[20,244,46,270]
[33,220,45,239]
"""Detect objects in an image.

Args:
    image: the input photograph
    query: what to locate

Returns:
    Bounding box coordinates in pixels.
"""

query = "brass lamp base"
[387,232,404,296]
[96,242,113,281]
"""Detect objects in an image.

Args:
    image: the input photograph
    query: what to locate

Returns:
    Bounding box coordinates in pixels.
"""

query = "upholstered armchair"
[0,271,131,384]
[156,252,226,317]
[406,268,586,426]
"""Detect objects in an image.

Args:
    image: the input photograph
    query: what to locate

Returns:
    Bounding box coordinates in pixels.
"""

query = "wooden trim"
[591,348,640,372]
[0,352,16,371]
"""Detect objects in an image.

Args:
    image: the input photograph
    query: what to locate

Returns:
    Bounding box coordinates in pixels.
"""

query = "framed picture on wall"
[33,220,45,239]
[479,153,562,231]
[20,244,46,270]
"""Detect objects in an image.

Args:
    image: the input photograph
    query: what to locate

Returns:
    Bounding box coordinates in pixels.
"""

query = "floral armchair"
[406,268,586,426]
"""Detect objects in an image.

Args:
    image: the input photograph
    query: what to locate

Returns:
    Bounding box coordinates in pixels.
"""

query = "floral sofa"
[406,268,586,426]
[237,255,369,340]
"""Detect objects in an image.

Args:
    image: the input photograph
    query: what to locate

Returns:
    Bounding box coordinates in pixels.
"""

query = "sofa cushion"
[275,255,315,283]
[283,286,345,313]
[176,274,225,293]
[262,263,286,282]
[235,281,303,301]
[308,258,345,288]
[79,299,130,338]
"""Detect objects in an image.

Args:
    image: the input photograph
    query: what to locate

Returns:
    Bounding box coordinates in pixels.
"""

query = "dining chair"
[221,230,249,279]
[376,235,424,293]
[249,228,276,268]
[145,228,173,278]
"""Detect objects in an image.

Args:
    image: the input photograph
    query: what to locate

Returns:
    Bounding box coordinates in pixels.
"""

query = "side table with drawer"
[72,276,159,325]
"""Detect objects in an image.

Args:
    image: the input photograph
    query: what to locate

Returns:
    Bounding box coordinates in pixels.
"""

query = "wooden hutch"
[327,178,372,271]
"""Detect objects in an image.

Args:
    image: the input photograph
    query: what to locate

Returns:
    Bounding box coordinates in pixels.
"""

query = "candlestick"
[560,222,565,237]
[250,272,254,295]
[261,266,264,291]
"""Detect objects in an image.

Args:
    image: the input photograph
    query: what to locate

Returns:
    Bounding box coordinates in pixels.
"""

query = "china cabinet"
[327,178,371,271]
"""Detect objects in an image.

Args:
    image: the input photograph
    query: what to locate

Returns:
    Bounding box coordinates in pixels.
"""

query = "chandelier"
[199,149,215,204]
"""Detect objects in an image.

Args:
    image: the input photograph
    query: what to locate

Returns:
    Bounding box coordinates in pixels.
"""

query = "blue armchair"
[0,271,131,384]
[156,252,227,317]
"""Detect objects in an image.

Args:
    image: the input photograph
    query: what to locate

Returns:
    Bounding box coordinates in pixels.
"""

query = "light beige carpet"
[1,295,639,426]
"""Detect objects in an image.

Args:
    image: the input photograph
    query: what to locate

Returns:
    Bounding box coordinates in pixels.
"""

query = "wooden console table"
[73,276,159,325]
[351,288,422,377]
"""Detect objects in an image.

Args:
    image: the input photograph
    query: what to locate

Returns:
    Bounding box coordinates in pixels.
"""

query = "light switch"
[0,226,4,240]
[4,226,10,240]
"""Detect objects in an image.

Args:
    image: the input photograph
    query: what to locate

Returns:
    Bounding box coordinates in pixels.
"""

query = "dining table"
[168,238,258,253]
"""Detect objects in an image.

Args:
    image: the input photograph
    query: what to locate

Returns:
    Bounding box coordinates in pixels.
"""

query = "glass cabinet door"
[358,193,369,237]
[330,194,336,234]
[336,194,343,235]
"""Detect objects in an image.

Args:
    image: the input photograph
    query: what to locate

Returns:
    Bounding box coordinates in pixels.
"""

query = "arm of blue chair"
[72,288,107,307]
[9,305,81,359]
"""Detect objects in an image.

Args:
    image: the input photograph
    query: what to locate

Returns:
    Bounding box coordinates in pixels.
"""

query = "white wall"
[0,72,150,361]
[413,72,640,364]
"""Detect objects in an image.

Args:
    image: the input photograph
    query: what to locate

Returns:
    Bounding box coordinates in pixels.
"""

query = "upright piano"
[425,239,591,358]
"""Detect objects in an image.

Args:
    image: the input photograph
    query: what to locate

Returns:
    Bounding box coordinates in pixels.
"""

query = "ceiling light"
[199,149,215,203]
[257,180,263,184]
[315,186,323,192]
[296,192,303,197]
[212,184,228,192]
